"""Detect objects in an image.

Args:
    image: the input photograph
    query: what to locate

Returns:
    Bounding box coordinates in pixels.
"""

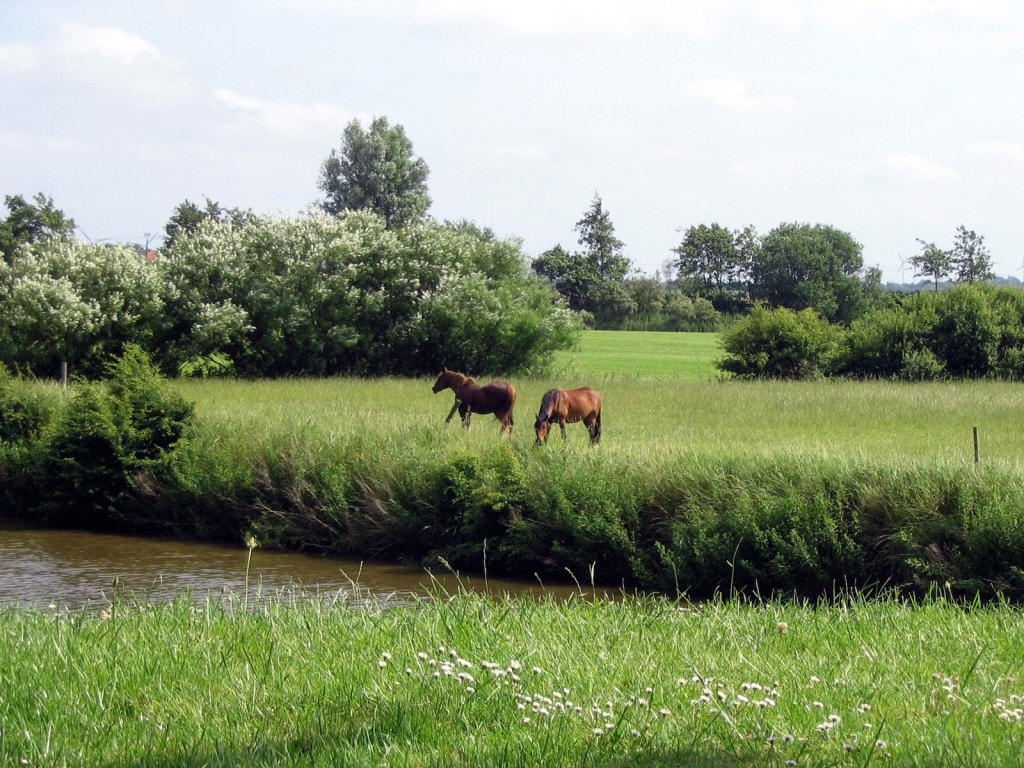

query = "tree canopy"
[318,117,431,229]
[0,194,76,262]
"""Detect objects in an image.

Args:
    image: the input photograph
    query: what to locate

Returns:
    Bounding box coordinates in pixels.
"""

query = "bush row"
[720,283,1024,380]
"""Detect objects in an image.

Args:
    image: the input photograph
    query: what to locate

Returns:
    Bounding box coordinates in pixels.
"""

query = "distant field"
[552,330,721,380]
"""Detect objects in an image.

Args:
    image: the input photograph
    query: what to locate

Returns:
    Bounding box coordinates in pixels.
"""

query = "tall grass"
[4,590,1024,767]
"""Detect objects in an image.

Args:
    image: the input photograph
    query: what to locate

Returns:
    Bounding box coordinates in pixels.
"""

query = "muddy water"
[0,522,595,610]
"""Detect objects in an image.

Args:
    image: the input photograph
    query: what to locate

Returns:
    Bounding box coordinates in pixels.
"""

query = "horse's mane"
[537,388,558,419]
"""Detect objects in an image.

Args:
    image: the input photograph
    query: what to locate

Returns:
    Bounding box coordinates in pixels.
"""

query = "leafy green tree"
[161,211,578,376]
[0,239,163,377]
[163,197,254,249]
[318,116,431,229]
[575,193,630,282]
[750,223,867,324]
[951,225,994,284]
[533,194,634,325]
[673,223,742,296]
[531,245,594,313]
[0,193,76,262]
[910,238,952,292]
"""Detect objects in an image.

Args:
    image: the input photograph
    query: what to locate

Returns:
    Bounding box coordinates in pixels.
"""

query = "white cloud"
[966,140,1024,165]
[411,0,723,39]
[50,24,191,103]
[54,23,162,64]
[214,88,353,135]
[883,152,958,183]
[0,42,39,74]
[686,77,797,113]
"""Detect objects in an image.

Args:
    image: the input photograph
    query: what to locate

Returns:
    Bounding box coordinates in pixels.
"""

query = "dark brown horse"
[534,387,602,445]
[431,368,516,435]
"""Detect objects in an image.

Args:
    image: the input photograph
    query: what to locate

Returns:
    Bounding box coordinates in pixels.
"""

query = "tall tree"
[751,222,866,324]
[673,223,741,296]
[951,225,994,284]
[318,116,431,228]
[574,193,630,282]
[0,193,75,262]
[910,238,952,292]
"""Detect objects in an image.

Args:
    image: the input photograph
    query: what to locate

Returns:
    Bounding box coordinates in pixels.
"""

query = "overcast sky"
[3,1,1023,282]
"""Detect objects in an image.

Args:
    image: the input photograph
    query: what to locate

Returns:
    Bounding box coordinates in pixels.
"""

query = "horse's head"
[432,368,453,393]
[534,416,551,445]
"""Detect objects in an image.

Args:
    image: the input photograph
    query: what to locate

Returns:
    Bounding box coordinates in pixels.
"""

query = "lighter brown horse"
[534,387,602,445]
[431,368,516,435]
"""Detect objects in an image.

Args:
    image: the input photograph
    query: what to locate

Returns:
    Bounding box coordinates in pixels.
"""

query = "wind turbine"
[897,252,907,285]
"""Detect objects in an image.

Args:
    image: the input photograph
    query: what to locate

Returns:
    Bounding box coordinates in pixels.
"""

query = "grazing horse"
[534,387,602,446]
[431,368,516,435]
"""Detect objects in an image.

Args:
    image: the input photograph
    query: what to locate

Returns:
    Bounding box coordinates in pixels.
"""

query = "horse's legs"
[460,403,472,429]
[559,420,568,440]
[444,399,460,427]
[585,415,600,445]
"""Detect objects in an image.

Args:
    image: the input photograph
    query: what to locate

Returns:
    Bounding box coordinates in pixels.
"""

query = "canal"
[0,521,592,610]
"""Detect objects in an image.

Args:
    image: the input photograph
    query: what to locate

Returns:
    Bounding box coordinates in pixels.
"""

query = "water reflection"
[0,522,596,610]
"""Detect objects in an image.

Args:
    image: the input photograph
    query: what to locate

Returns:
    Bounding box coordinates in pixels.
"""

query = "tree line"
[0,114,1010,379]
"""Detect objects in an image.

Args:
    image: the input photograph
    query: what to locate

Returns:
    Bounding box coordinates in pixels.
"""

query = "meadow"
[7,331,1024,766]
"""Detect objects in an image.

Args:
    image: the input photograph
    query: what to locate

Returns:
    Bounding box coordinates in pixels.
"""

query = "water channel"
[0,521,594,610]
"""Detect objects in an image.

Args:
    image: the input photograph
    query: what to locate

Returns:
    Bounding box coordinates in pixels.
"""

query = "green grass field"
[552,330,723,379]
[180,328,1017,470]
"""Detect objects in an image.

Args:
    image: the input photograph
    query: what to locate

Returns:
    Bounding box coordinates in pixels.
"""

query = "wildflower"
[532,666,544,675]
[786,761,798,767]
[659,707,673,717]
[509,659,522,671]
[381,652,392,661]
[875,739,888,750]
[592,727,604,735]
[783,734,795,743]
[417,651,429,660]
[809,675,820,683]
[377,660,388,669]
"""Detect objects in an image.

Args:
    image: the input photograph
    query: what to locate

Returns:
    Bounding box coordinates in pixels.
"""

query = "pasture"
[175,358,1024,470]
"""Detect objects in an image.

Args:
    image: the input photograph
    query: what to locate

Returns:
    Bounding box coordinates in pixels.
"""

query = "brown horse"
[431,368,516,435]
[534,387,602,446]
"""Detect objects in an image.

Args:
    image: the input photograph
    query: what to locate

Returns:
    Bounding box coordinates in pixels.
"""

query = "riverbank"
[7,365,1024,600]
[4,590,1024,766]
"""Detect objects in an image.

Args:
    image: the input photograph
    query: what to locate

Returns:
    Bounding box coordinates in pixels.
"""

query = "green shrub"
[25,346,194,527]
[718,305,844,379]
